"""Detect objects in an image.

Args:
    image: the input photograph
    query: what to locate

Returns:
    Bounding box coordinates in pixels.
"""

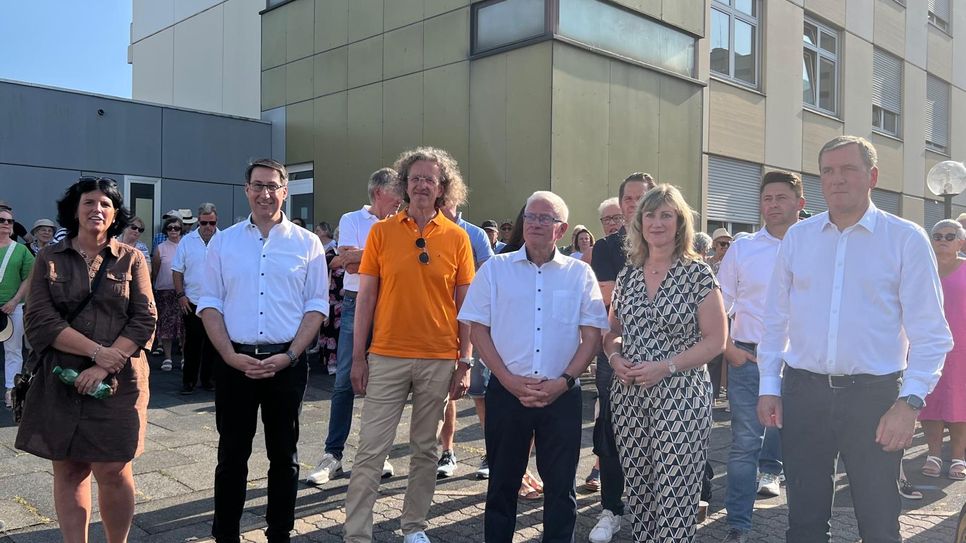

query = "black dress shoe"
[180,385,195,395]
[201,383,215,392]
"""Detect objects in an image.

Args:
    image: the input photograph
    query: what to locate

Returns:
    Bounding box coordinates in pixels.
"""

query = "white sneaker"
[383,457,395,478]
[757,472,781,497]
[306,453,342,485]
[436,449,457,478]
[403,531,431,543]
[161,359,173,371]
[588,509,621,543]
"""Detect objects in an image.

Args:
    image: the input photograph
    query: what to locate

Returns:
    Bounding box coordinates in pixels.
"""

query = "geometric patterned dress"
[610,258,717,542]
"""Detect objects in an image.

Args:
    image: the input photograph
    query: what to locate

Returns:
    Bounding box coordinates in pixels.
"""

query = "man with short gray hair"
[460,190,609,542]
[307,167,402,486]
[172,202,220,394]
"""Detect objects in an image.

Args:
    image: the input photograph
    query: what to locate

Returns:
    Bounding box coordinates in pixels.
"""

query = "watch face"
[904,396,925,410]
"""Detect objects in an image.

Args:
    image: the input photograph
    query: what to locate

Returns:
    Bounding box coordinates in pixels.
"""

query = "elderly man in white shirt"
[757,136,953,543]
[172,202,220,395]
[199,159,329,543]
[459,190,609,543]
[306,167,400,487]
[716,171,804,543]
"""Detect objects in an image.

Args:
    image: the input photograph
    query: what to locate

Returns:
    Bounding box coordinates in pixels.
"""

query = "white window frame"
[284,162,313,225]
[928,0,951,33]
[872,49,902,138]
[710,0,760,89]
[802,17,839,116]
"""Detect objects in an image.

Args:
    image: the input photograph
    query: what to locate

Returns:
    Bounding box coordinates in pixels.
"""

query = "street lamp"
[926,160,966,219]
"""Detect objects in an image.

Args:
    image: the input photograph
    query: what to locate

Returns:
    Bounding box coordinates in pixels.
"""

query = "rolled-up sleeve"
[899,231,953,399]
[170,240,187,274]
[759,239,792,396]
[23,252,69,354]
[119,250,158,348]
[196,233,226,315]
[302,237,330,317]
[579,265,609,331]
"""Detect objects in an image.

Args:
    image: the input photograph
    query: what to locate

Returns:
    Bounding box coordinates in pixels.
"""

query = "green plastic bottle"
[52,366,113,399]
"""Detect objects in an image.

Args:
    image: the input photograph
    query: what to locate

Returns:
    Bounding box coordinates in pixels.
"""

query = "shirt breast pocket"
[105,271,130,298]
[46,270,73,304]
[552,290,578,325]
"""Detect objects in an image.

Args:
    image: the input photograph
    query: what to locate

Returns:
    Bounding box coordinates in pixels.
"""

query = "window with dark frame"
[802,17,839,116]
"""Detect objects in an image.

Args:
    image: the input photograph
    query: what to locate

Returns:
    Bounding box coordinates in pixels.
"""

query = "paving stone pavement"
[0,356,961,542]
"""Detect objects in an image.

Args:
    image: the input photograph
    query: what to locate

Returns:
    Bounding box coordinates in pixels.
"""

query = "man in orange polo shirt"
[344,147,475,543]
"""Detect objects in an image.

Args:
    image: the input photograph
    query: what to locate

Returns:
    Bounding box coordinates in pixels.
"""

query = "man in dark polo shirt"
[586,172,653,543]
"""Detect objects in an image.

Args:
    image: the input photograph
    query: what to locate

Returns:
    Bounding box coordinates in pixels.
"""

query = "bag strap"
[0,243,17,284]
[64,254,113,324]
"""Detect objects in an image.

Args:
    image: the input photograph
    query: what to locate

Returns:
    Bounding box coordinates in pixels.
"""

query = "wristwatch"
[285,350,300,367]
[458,357,475,368]
[898,395,925,411]
[561,372,576,389]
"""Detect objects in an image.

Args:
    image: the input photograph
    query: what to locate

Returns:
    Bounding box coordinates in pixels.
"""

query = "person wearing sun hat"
[708,227,733,274]
[28,218,57,256]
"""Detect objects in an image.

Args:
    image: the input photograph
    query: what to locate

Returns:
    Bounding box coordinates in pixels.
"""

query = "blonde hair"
[625,184,700,267]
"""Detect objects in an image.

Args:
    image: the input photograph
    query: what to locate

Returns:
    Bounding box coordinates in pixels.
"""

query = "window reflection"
[474,0,547,53]
[710,8,730,75]
[733,19,755,84]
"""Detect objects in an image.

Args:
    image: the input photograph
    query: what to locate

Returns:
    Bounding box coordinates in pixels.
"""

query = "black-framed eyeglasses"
[415,237,430,264]
[600,214,624,225]
[0,218,13,225]
[248,182,284,193]
[166,226,182,232]
[716,241,731,248]
[522,212,562,226]
[128,225,145,232]
[933,233,958,242]
[198,220,217,226]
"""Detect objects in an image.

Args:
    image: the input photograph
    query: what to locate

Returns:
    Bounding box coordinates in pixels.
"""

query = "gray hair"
[526,191,569,223]
[597,197,619,216]
[368,167,398,203]
[693,231,713,256]
[819,135,878,171]
[198,202,217,216]
[931,219,966,239]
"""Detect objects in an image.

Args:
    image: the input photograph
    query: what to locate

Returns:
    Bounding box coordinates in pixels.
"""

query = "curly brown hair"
[392,147,468,209]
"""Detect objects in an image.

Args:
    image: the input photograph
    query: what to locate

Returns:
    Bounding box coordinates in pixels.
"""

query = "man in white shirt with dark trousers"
[459,191,609,543]
[757,136,952,543]
[199,158,329,543]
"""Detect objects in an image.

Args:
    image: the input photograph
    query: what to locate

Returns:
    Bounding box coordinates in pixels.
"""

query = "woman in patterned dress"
[602,184,727,542]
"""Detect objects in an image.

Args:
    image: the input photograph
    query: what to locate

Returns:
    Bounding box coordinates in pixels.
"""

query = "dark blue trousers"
[484,376,582,543]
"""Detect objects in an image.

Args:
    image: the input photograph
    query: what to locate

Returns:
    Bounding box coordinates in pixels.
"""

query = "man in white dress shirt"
[172,202,219,395]
[716,171,804,543]
[306,167,400,486]
[199,159,329,543]
[459,190,609,543]
[757,136,952,543]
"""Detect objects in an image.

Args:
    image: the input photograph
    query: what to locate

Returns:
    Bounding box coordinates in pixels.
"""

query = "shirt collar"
[752,227,781,243]
[55,236,122,257]
[510,243,568,266]
[819,201,879,233]
[361,205,378,220]
[246,212,293,235]
[396,208,445,227]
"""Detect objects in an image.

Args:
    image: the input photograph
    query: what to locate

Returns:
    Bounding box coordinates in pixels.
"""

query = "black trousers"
[484,376,582,543]
[182,303,214,388]
[782,367,902,543]
[211,352,308,543]
[591,351,625,515]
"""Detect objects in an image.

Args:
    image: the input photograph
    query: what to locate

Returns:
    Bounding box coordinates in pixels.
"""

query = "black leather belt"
[786,366,901,389]
[231,342,291,356]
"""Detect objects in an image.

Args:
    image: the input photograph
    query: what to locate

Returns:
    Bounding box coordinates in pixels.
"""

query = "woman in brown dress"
[15,177,156,543]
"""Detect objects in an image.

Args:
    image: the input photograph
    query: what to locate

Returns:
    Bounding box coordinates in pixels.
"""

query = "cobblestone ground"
[0,358,961,542]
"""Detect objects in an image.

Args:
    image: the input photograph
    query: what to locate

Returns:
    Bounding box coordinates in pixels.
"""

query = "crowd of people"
[0,134,963,543]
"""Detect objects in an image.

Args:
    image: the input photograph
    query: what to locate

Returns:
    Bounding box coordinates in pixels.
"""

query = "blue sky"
[0,0,132,98]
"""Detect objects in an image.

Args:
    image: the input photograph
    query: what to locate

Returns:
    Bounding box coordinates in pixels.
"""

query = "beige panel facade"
[902,195,925,224]
[708,80,765,164]
[902,63,926,197]
[804,0,845,28]
[801,111,844,175]
[131,28,175,105]
[841,33,873,137]
[872,0,905,58]
[927,27,954,83]
[172,5,224,113]
[870,133,903,193]
[763,0,804,170]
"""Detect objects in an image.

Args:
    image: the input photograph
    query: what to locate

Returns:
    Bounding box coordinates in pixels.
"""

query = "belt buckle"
[828,374,849,389]
[254,344,265,356]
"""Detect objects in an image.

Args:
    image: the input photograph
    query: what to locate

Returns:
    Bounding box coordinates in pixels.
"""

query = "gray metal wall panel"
[0,163,84,226]
[159,179,240,227]
[0,82,162,176]
[161,109,272,185]
[233,190,253,224]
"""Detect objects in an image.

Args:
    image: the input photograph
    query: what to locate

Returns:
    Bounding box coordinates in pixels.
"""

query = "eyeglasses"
[600,214,624,225]
[415,237,430,264]
[0,218,13,225]
[408,175,439,186]
[716,241,731,248]
[522,212,562,226]
[500,225,512,231]
[128,225,145,232]
[166,226,182,232]
[248,182,285,193]
[198,220,217,226]
[933,233,959,242]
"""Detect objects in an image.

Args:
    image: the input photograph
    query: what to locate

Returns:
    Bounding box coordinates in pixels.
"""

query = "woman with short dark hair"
[15,177,156,543]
